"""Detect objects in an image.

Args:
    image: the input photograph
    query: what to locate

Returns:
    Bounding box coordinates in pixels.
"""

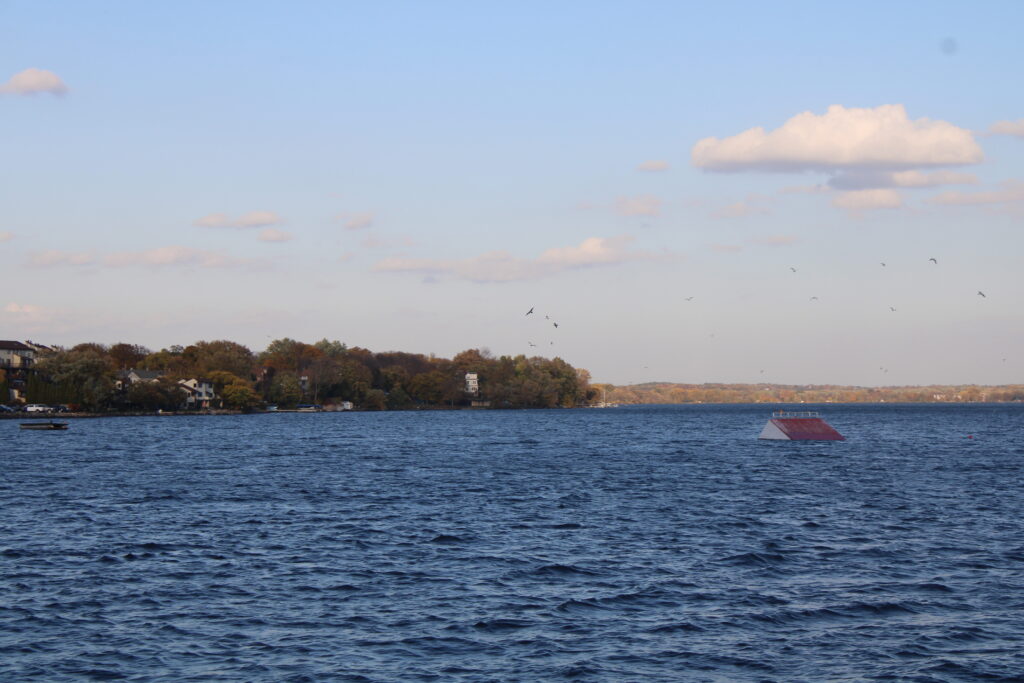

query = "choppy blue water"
[2,404,1023,682]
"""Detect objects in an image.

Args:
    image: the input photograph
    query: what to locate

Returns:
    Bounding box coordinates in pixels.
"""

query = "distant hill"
[591,382,1024,404]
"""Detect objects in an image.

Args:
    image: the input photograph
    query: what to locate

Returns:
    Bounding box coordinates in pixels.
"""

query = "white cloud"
[194,210,283,228]
[637,160,670,172]
[778,184,830,195]
[374,236,657,283]
[1,68,68,95]
[29,250,95,267]
[831,189,903,212]
[712,192,772,219]
[0,231,13,242]
[989,119,1024,138]
[616,195,661,216]
[830,169,977,190]
[929,180,1024,206]
[340,212,375,230]
[750,235,798,247]
[258,228,292,242]
[104,246,252,268]
[692,104,982,172]
[2,302,52,325]
[4,302,41,314]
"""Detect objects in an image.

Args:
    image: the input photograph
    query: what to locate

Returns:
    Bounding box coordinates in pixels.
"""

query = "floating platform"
[20,421,69,431]
[758,411,844,441]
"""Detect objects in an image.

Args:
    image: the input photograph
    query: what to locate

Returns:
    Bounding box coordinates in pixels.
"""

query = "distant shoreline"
[5,400,1023,421]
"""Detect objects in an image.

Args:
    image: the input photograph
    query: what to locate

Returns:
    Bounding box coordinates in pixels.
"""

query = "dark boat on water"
[19,421,69,431]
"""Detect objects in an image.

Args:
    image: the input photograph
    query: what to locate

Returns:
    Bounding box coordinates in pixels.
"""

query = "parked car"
[0,404,14,413]
[23,404,52,413]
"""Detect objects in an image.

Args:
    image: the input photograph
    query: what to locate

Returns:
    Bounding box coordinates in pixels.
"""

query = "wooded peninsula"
[2,338,1019,413]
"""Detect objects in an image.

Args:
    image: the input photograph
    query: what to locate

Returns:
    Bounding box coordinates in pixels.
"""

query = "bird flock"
[522,257,992,381]
[524,307,560,349]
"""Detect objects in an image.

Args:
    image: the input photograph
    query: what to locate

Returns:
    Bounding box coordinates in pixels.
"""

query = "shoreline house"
[115,368,164,390]
[0,340,37,402]
[178,378,217,409]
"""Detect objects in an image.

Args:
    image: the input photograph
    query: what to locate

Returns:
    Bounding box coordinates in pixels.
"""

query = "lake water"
[2,404,1023,682]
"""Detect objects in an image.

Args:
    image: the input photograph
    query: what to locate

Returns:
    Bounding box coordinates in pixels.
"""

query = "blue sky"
[3,1,1023,385]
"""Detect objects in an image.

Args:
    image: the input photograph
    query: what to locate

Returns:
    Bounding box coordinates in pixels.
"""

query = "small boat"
[20,421,69,431]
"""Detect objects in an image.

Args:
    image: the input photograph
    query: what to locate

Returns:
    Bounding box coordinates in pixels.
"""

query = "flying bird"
[929,258,938,264]
[553,322,558,328]
[881,262,886,267]
[790,267,797,273]
[685,296,694,301]
[544,315,550,320]
[810,296,818,301]
[528,342,536,347]
[977,291,986,298]
[889,306,897,312]
[526,307,534,316]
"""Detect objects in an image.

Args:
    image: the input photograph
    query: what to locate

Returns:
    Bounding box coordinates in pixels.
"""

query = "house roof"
[128,368,163,380]
[0,340,33,351]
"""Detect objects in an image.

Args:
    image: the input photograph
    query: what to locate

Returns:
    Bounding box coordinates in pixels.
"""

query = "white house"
[465,372,479,396]
[0,340,35,369]
[178,378,217,409]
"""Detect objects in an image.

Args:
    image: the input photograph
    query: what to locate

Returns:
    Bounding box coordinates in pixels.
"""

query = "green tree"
[268,372,302,407]
[362,388,388,411]
[221,382,261,411]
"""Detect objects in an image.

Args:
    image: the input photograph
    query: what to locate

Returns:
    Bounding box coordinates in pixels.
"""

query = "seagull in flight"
[977,291,986,298]
[790,267,797,273]
[880,262,886,267]
[685,296,694,301]
[889,306,897,312]
[929,257,938,264]
[528,342,536,347]
[526,307,534,316]
[810,296,819,301]
[553,322,559,328]
[544,315,550,320]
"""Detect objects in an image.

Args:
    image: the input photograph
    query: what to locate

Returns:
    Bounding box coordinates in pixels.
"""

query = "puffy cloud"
[29,250,95,267]
[340,212,375,230]
[258,228,292,242]
[4,302,41,314]
[829,169,977,190]
[374,235,657,283]
[104,246,250,268]
[536,236,637,267]
[989,119,1024,138]
[831,188,903,212]
[637,160,670,172]
[929,180,1024,206]
[1,68,68,95]
[194,210,283,228]
[692,104,982,172]
[712,194,770,219]
[0,231,13,242]
[616,195,661,216]
[2,302,52,325]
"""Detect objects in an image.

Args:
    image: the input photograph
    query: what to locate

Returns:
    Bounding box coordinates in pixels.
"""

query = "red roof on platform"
[771,417,845,441]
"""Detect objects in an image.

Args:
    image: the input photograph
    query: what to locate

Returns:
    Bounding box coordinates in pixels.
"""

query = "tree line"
[19,339,595,412]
